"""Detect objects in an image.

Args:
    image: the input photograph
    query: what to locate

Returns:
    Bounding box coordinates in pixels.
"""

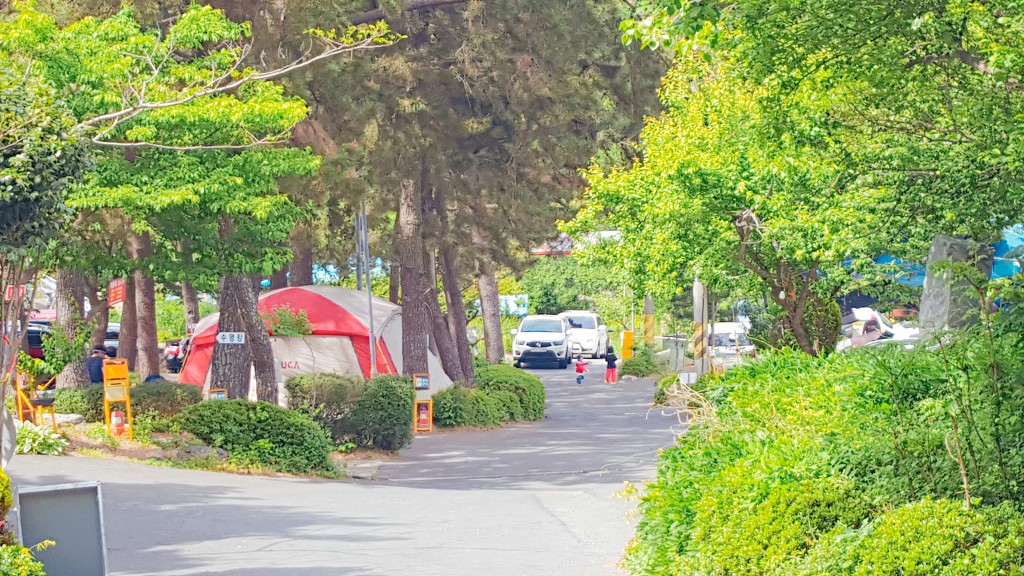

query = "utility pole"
[693,276,709,377]
[359,201,377,376]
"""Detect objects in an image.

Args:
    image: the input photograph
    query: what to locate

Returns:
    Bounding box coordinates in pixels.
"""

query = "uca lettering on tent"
[280,361,300,370]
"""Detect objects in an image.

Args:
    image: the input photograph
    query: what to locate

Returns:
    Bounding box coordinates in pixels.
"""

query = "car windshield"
[565,316,596,329]
[520,319,563,333]
[711,333,752,347]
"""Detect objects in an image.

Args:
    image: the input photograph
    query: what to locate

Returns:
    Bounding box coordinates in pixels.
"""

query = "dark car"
[24,324,50,359]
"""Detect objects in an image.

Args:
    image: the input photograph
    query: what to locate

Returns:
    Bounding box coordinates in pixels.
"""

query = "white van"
[559,310,608,359]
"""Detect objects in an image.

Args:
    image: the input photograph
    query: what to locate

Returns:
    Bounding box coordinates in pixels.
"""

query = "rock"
[621,375,637,381]
[144,449,165,460]
[919,235,994,339]
[176,445,228,461]
[43,413,84,426]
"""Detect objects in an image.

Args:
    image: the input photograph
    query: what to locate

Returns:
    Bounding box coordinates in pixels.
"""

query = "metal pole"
[693,276,709,377]
[355,211,364,291]
[362,201,377,376]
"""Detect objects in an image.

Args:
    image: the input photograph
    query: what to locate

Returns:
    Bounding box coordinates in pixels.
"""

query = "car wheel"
[514,360,522,368]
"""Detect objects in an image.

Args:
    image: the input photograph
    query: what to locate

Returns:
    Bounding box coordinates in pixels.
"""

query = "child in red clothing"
[604,346,618,383]
[574,355,588,385]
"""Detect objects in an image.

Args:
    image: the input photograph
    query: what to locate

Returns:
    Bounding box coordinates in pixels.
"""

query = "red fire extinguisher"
[111,410,126,436]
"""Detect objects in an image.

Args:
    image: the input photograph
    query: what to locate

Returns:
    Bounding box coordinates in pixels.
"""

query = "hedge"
[627,330,1024,575]
[285,373,365,440]
[176,400,334,474]
[474,364,546,421]
[53,382,201,421]
[433,385,504,427]
[349,375,414,451]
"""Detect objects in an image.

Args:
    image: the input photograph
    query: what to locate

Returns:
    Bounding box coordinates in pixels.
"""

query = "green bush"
[348,375,414,451]
[432,385,505,427]
[653,374,678,405]
[53,386,103,421]
[285,373,365,441]
[0,545,46,576]
[627,328,1024,576]
[487,389,524,422]
[130,382,202,417]
[620,345,663,378]
[177,400,334,473]
[53,382,200,422]
[474,364,546,420]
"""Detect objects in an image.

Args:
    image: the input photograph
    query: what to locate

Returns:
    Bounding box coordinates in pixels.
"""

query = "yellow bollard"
[621,331,634,360]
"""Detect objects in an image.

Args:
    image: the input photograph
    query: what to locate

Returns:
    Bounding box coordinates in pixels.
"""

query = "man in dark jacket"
[86,346,107,384]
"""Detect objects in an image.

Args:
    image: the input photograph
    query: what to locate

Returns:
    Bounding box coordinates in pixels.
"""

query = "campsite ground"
[8,363,679,576]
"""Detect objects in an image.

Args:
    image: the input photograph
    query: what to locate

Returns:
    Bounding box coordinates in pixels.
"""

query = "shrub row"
[286,373,414,451]
[433,364,545,427]
[53,382,201,421]
[177,400,334,474]
[629,335,1024,576]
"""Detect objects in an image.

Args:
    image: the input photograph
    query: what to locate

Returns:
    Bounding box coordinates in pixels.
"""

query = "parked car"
[103,322,120,356]
[559,310,608,359]
[708,322,756,359]
[708,319,757,356]
[23,324,50,359]
[511,315,572,369]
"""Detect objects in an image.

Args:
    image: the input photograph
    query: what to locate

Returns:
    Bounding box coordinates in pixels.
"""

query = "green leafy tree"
[571,54,897,354]
[0,3,397,395]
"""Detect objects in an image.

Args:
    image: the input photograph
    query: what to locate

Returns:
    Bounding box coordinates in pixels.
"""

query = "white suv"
[511,315,572,369]
[559,311,608,359]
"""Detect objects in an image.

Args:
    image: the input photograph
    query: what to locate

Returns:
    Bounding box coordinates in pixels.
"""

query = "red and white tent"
[179,286,452,392]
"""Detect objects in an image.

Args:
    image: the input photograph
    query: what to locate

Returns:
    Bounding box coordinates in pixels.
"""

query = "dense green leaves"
[630,301,1024,575]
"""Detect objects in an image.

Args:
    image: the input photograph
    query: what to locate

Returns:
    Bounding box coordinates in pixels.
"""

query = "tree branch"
[348,0,469,24]
[78,34,390,133]
[908,49,1021,89]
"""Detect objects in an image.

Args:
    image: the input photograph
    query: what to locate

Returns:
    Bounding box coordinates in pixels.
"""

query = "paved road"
[7,362,679,576]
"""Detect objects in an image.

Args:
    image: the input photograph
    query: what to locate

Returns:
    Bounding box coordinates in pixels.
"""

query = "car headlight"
[515,338,525,346]
[553,339,565,346]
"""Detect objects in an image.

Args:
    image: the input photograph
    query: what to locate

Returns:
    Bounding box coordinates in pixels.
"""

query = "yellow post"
[643,296,655,345]
[621,331,634,360]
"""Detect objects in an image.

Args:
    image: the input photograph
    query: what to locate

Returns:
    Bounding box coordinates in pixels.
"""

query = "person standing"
[604,346,618,384]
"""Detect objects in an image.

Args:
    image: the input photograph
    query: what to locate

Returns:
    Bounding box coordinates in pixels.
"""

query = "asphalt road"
[7,361,680,576]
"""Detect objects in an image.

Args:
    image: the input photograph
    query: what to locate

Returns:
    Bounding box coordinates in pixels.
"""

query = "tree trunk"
[90,277,110,350]
[55,268,91,389]
[181,280,201,331]
[388,262,400,304]
[118,275,138,369]
[269,268,288,290]
[433,190,476,383]
[472,225,504,364]
[234,274,277,403]
[788,312,815,355]
[130,232,161,378]
[396,179,430,375]
[424,250,465,382]
[289,227,314,286]
[209,279,251,400]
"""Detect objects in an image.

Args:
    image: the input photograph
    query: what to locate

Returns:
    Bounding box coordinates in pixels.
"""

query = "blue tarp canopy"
[875,226,1023,287]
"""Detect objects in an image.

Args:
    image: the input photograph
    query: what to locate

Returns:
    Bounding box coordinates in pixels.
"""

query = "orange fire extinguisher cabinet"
[111,410,126,436]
